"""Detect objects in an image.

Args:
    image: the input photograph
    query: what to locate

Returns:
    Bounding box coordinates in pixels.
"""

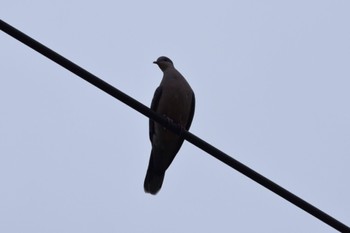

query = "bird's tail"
[144,157,165,195]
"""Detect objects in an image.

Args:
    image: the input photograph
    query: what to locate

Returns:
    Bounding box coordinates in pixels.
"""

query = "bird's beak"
[153,61,158,64]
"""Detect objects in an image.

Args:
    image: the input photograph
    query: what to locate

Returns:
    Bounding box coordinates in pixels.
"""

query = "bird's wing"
[185,92,195,130]
[149,86,162,142]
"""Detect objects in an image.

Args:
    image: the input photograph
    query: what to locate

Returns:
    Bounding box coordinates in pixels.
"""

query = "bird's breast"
[157,85,192,125]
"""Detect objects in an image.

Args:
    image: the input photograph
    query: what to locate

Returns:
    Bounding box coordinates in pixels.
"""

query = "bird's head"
[153,56,174,71]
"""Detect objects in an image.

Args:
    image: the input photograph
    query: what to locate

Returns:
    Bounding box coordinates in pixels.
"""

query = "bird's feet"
[162,115,185,135]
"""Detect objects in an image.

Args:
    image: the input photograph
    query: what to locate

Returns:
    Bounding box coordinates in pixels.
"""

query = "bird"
[144,56,195,195]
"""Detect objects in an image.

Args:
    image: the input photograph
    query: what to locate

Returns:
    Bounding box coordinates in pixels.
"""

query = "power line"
[1,19,349,233]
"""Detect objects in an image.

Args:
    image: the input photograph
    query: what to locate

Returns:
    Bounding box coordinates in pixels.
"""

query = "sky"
[1,1,350,232]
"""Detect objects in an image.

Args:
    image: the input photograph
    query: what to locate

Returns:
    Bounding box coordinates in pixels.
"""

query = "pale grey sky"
[1,1,349,232]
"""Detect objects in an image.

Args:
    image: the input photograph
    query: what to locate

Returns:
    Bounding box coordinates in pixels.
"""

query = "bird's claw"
[162,115,185,135]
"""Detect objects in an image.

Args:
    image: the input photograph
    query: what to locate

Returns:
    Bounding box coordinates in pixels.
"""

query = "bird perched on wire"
[144,56,195,195]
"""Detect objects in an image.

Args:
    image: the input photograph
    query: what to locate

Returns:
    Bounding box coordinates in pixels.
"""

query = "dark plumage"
[144,56,195,195]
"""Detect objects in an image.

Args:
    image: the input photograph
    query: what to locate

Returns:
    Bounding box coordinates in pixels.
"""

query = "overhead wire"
[1,19,349,233]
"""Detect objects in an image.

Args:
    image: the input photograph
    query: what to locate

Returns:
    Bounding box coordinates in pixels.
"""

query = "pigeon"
[144,56,195,195]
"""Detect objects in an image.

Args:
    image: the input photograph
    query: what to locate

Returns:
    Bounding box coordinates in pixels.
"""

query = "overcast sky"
[1,1,349,232]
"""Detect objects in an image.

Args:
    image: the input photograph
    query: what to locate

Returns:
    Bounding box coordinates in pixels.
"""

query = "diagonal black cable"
[1,19,349,233]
